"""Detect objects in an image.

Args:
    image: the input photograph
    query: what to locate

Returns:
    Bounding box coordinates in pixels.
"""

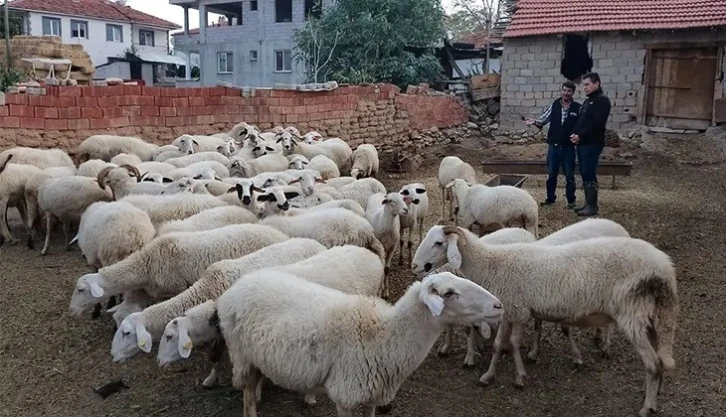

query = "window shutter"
[106,25,112,41]
[43,18,50,35]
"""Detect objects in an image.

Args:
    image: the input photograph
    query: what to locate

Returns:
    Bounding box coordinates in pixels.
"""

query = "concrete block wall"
[0,84,468,151]
[500,29,726,131]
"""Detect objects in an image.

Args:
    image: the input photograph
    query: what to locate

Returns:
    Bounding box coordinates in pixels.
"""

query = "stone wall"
[500,29,726,130]
[0,84,468,151]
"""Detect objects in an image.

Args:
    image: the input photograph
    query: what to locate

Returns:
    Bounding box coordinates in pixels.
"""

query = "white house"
[10,0,185,85]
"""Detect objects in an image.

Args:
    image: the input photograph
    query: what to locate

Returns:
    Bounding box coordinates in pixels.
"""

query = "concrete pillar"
[183,6,190,36]
[185,52,192,80]
[199,3,207,43]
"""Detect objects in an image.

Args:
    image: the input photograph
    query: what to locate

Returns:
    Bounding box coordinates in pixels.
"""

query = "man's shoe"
[567,201,577,209]
[540,199,555,206]
[577,182,599,217]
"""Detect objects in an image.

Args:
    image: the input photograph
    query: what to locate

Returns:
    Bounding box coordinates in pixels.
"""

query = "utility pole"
[4,0,11,67]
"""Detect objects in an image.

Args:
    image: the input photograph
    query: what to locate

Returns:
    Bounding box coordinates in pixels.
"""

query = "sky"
[126,0,459,31]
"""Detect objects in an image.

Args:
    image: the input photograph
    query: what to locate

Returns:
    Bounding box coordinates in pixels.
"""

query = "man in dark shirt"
[570,72,612,216]
[525,81,581,208]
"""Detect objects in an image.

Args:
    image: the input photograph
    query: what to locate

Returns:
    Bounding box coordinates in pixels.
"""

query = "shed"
[499,0,726,131]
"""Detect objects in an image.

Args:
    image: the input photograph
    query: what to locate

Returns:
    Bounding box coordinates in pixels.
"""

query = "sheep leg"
[362,405,376,417]
[417,218,424,245]
[527,319,542,361]
[398,230,405,266]
[463,326,477,368]
[563,325,584,368]
[509,323,527,388]
[40,212,56,256]
[63,221,74,251]
[619,319,663,417]
[303,392,317,406]
[0,198,19,246]
[334,404,355,417]
[601,325,612,358]
[437,325,453,356]
[479,319,511,386]
[440,185,446,220]
[203,335,227,388]
[242,366,263,417]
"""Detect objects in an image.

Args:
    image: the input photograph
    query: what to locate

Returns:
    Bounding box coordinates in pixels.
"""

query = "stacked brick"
[0,84,468,150]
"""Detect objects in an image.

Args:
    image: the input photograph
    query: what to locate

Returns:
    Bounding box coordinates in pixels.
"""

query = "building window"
[42,17,61,36]
[274,50,292,72]
[106,24,123,43]
[561,35,593,81]
[275,0,293,23]
[70,20,88,39]
[304,0,323,20]
[250,50,258,61]
[218,52,234,73]
[251,1,258,11]
[139,30,155,46]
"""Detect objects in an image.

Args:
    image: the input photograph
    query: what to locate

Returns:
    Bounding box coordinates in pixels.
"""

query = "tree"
[0,9,24,39]
[293,0,445,88]
[444,10,482,41]
[448,0,500,72]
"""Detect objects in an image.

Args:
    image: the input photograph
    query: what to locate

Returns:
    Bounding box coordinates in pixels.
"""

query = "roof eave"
[10,6,180,31]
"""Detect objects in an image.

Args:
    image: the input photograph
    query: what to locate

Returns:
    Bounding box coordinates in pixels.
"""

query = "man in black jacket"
[525,81,581,208]
[570,72,612,216]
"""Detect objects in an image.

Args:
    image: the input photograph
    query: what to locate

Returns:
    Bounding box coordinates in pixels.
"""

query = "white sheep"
[302,131,323,144]
[114,238,326,363]
[168,161,229,181]
[286,170,326,197]
[164,151,229,168]
[306,155,340,180]
[251,142,283,158]
[152,145,183,160]
[287,155,309,170]
[171,135,198,155]
[69,224,290,320]
[0,147,75,169]
[448,178,539,237]
[0,156,43,246]
[135,161,177,177]
[74,201,155,271]
[37,176,113,255]
[350,144,379,179]
[97,165,163,199]
[217,270,502,416]
[365,192,410,293]
[171,134,228,153]
[23,166,76,249]
[438,156,476,221]
[323,176,356,189]
[110,153,143,166]
[77,159,116,178]
[336,177,387,208]
[154,149,190,162]
[75,135,159,161]
[156,206,257,236]
[276,131,353,174]
[398,183,429,264]
[227,153,288,178]
[259,207,386,261]
[412,225,678,417]
[140,172,172,184]
[287,199,366,218]
[118,193,228,228]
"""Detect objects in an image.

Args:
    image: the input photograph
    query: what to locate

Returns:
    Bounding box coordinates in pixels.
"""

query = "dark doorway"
[130,62,142,80]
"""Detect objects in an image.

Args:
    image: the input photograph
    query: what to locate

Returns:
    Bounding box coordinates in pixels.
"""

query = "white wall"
[132,25,170,55]
[94,61,131,79]
[28,12,131,67]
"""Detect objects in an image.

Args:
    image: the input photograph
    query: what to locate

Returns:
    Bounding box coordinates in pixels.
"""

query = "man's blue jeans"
[546,144,576,203]
[577,145,604,183]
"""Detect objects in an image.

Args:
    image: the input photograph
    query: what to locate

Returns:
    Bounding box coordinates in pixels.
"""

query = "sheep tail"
[655,284,678,371]
[367,236,387,264]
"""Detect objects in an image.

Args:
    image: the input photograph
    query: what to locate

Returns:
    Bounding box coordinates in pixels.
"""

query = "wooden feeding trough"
[485,174,528,188]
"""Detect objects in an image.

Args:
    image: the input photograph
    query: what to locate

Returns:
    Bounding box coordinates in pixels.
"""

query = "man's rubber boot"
[573,185,589,212]
[577,182,598,217]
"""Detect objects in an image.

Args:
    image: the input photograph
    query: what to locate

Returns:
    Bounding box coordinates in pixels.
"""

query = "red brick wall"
[0,84,468,150]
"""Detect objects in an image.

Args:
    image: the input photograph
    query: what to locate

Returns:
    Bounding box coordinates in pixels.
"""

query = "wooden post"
[4,0,11,68]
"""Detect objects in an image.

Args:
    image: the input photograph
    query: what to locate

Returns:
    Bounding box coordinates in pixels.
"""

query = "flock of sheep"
[0,122,678,417]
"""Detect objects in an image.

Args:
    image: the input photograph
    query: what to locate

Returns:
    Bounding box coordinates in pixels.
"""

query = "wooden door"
[645,47,718,130]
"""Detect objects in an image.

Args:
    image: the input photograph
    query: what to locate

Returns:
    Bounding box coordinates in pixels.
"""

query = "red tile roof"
[10,0,181,30]
[504,0,726,37]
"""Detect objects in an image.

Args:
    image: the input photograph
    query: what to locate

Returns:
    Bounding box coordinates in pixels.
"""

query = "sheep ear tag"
[479,322,492,339]
[136,323,153,353]
[89,281,104,298]
[446,235,463,269]
[423,293,445,317]
[177,326,193,359]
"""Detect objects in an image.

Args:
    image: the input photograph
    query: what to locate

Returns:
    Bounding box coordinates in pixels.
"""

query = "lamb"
[276,131,353,174]
[226,153,288,178]
[172,135,198,155]
[259,207,386,261]
[135,161,177,177]
[365,193,410,297]
[448,178,539,237]
[287,155,309,170]
[37,176,113,255]
[438,156,476,221]
[74,201,155,271]
[113,238,326,363]
[286,170,326,196]
[97,165,165,199]
[160,245,386,391]
[156,206,257,236]
[306,155,340,180]
[0,147,75,169]
[23,166,77,249]
[251,142,283,158]
[140,172,171,184]
[155,149,190,162]
[217,270,502,417]
[110,153,143,166]
[338,177,387,208]
[69,224,289,319]
[227,122,258,141]
[287,199,366,218]
[75,135,159,161]
[412,225,678,417]
[118,193,228,228]
[77,159,116,178]
[350,144,379,179]
[0,156,43,246]
[172,134,228,153]
[152,145,183,160]
[302,131,323,144]
[167,161,229,181]
[164,151,229,168]
[398,183,429,264]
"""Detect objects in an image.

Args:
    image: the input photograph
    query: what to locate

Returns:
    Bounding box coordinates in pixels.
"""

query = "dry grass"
[0,134,724,417]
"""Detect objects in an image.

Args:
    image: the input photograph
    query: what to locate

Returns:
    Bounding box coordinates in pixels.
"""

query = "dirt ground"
[1,133,724,417]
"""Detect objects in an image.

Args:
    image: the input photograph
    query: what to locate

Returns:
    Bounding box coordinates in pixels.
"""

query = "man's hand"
[570,134,581,144]
[523,117,537,126]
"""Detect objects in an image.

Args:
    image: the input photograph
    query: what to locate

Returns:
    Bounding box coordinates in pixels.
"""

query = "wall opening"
[276,0,293,23]
[561,34,592,81]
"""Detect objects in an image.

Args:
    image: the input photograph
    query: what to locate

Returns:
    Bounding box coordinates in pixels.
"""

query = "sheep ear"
[446,233,463,269]
[177,323,193,359]
[288,178,300,185]
[275,137,283,143]
[89,281,104,298]
[445,180,455,189]
[381,198,390,205]
[251,185,265,193]
[192,140,199,146]
[314,178,326,184]
[266,146,275,152]
[256,194,270,202]
[252,146,260,152]
[162,177,173,183]
[302,160,308,165]
[423,285,445,317]
[284,191,300,200]
[136,323,153,353]
[231,160,240,168]
[416,188,426,194]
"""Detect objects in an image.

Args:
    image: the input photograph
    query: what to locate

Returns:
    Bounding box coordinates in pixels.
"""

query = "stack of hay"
[0,35,95,85]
